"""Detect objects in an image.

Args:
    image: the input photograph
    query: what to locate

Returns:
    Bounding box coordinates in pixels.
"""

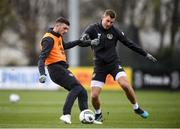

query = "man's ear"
[101,15,105,20]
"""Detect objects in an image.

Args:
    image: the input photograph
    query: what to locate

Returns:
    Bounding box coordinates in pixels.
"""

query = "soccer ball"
[79,109,95,124]
[9,94,20,103]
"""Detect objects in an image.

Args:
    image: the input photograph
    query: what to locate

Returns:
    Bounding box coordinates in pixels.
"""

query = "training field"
[0,89,180,128]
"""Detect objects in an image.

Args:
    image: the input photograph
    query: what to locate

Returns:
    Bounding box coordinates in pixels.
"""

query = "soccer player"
[38,17,99,124]
[80,9,157,123]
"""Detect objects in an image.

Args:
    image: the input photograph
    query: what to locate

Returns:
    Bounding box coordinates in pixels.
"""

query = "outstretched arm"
[63,40,82,50]
[146,53,157,62]
[116,28,157,62]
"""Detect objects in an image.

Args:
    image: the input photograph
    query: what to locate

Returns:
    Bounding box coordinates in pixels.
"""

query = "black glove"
[146,53,157,62]
[91,33,101,46]
[80,33,90,41]
[39,74,46,83]
[80,33,100,46]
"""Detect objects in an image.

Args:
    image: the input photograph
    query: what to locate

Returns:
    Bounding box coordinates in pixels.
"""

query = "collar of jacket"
[99,21,114,32]
[47,28,61,37]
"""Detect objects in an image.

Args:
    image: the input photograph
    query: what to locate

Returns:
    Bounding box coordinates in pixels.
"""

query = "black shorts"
[92,61,125,83]
[47,62,81,91]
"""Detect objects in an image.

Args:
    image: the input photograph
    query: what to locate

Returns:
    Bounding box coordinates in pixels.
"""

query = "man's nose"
[107,22,111,26]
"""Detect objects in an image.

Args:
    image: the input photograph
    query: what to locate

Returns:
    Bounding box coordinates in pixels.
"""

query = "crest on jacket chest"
[107,33,113,40]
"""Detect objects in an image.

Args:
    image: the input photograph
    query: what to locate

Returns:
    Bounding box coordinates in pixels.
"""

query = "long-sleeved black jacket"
[82,22,148,66]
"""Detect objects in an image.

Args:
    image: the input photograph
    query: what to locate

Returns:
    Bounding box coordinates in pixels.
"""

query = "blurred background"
[0,0,179,67]
[0,0,180,90]
[0,0,180,128]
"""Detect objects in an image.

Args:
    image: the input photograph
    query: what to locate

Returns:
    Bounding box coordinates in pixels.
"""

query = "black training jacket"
[81,22,147,66]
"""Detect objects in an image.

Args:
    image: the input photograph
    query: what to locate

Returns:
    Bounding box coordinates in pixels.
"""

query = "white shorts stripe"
[91,71,127,88]
[115,71,127,81]
[90,80,105,88]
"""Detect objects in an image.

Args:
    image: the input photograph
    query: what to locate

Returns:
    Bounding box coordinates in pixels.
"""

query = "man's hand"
[91,38,100,46]
[91,33,101,46]
[146,53,157,62]
[80,33,100,46]
[39,75,46,83]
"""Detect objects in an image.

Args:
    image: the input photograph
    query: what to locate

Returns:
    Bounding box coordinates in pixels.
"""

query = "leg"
[111,63,149,119]
[91,86,102,111]
[49,66,86,114]
[91,86,103,123]
[60,85,88,124]
[117,76,136,104]
[48,64,88,123]
[59,85,83,124]
[63,85,84,115]
[77,86,88,112]
[111,64,137,105]
[90,80,104,123]
[90,69,107,123]
[117,75,149,118]
[90,71,106,113]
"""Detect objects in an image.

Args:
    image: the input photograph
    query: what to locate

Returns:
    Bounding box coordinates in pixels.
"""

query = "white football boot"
[93,120,103,124]
[60,114,72,124]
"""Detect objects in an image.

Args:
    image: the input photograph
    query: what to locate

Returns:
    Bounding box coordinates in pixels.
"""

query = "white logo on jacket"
[107,34,113,39]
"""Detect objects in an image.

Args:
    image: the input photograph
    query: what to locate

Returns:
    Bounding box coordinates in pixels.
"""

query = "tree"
[0,0,12,37]
[79,0,180,68]
[170,0,179,48]
[9,0,68,65]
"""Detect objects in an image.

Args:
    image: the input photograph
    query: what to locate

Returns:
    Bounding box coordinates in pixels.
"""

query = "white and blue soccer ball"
[9,94,20,103]
[79,109,95,124]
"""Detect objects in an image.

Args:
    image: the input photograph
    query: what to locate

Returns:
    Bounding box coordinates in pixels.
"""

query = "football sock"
[95,109,102,114]
[133,103,139,110]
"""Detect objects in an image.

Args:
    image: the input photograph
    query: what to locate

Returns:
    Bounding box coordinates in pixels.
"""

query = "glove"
[80,33,90,41]
[146,53,157,62]
[80,33,100,46]
[91,38,100,46]
[91,33,101,46]
[39,75,46,83]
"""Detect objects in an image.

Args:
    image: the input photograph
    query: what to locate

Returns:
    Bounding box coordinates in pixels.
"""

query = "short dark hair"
[55,17,70,26]
[104,9,116,19]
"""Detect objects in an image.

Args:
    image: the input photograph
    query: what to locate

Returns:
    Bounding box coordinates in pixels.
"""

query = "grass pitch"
[0,89,180,128]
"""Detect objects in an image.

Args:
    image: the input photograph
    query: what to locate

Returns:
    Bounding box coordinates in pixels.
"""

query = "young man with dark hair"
[81,9,157,124]
[38,17,99,124]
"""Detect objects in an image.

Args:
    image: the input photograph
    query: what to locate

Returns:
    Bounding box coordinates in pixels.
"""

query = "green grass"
[0,89,180,128]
